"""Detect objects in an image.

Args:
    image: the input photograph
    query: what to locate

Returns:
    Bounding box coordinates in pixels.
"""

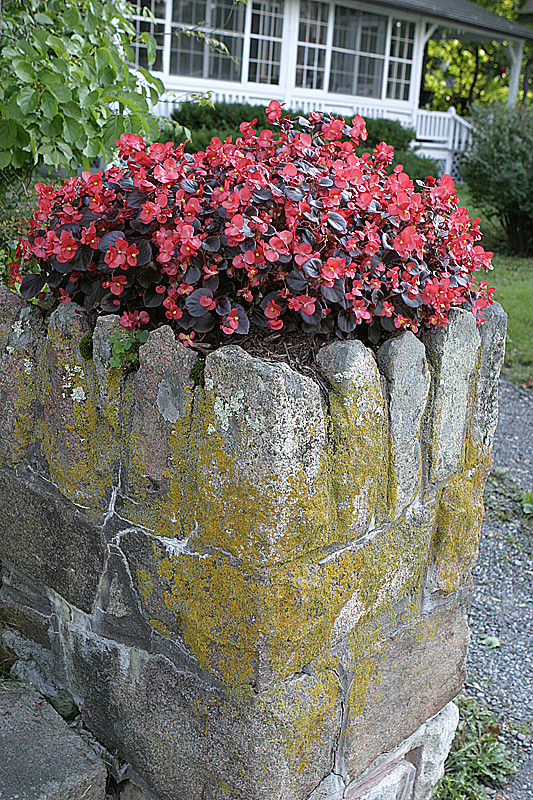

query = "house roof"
[371,0,533,41]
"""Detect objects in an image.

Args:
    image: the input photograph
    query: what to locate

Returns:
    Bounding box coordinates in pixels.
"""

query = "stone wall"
[0,285,507,800]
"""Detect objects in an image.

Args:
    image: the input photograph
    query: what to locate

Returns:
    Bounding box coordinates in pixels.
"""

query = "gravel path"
[466,378,533,800]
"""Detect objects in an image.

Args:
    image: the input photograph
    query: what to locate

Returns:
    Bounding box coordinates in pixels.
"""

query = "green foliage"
[78,333,94,361]
[423,0,520,114]
[362,118,415,152]
[435,696,516,800]
[0,0,165,173]
[189,360,205,387]
[108,328,149,369]
[521,490,533,515]
[463,104,533,256]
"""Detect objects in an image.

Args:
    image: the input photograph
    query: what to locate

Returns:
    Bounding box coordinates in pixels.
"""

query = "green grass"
[435,696,516,800]
[456,185,533,385]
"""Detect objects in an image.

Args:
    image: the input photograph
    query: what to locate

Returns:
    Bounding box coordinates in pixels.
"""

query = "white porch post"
[506,39,525,106]
[409,22,437,127]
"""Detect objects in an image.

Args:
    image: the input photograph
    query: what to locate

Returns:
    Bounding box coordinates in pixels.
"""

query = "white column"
[506,39,525,107]
[409,22,437,126]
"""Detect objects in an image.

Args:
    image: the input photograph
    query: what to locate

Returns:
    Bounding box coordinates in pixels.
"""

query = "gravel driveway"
[466,378,533,800]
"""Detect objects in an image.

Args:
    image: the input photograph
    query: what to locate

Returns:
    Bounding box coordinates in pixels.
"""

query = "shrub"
[15,104,494,349]
[463,104,533,256]
[362,118,415,152]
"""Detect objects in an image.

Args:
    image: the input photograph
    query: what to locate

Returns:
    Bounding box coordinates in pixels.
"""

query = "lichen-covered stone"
[469,302,507,461]
[125,325,197,524]
[422,309,481,485]
[431,304,506,595]
[188,345,330,565]
[57,615,342,800]
[317,340,388,535]
[377,332,430,515]
[39,303,118,510]
[0,286,44,465]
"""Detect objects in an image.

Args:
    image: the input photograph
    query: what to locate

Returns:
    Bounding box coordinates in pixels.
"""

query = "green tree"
[423,0,529,114]
[0,0,165,172]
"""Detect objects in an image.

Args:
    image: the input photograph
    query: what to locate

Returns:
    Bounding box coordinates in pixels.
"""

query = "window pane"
[295,44,325,89]
[387,19,415,101]
[329,50,355,94]
[332,6,358,51]
[248,0,284,85]
[330,5,386,98]
[248,38,282,83]
[131,20,165,71]
[211,0,246,33]
[170,1,246,80]
[170,30,204,76]
[359,13,386,56]
[356,55,383,97]
[298,0,329,46]
[390,19,415,59]
[251,0,284,37]
[208,34,243,80]
[173,0,207,25]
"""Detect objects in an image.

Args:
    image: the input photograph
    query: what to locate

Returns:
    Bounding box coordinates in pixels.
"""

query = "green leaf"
[95,47,111,72]
[50,57,69,76]
[34,12,54,25]
[50,85,73,103]
[57,141,74,160]
[41,91,58,120]
[41,70,62,87]
[18,87,39,115]
[14,124,29,147]
[18,41,39,60]
[83,138,101,159]
[0,119,15,149]
[0,151,12,169]
[79,88,101,108]
[48,115,63,138]
[14,62,35,84]
[11,147,31,168]
[101,115,125,152]
[62,101,83,119]
[480,635,502,649]
[46,34,68,57]
[63,116,83,144]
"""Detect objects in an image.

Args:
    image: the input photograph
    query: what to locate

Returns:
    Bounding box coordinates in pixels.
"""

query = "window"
[248,0,285,84]
[296,1,328,90]
[329,7,387,98]
[170,0,245,81]
[130,0,166,72]
[386,20,415,100]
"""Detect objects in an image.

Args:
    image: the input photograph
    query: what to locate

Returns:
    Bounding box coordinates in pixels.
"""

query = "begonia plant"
[14,103,495,347]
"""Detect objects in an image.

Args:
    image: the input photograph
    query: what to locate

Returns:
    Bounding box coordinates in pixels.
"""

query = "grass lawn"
[456,185,533,386]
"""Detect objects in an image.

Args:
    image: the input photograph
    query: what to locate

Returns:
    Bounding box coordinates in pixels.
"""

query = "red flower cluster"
[17,102,494,344]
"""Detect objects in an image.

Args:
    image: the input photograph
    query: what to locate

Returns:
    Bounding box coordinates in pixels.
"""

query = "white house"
[129,0,533,172]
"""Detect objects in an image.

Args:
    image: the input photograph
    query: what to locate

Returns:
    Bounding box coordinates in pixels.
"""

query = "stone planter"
[0,285,506,800]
